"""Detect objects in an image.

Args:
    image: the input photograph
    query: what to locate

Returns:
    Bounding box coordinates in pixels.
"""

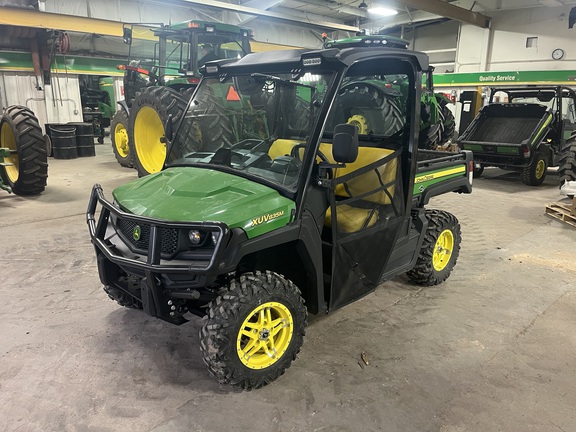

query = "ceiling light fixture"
[368,6,398,16]
[358,1,368,9]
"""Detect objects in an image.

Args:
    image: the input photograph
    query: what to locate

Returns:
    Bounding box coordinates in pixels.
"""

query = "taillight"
[468,160,474,185]
[187,78,200,84]
[521,144,531,158]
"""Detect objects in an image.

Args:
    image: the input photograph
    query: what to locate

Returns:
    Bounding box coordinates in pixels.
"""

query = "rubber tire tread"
[419,123,441,150]
[406,210,461,286]
[110,109,133,168]
[521,151,547,186]
[200,271,308,390]
[0,105,48,195]
[558,140,576,186]
[131,86,188,176]
[193,89,235,151]
[103,285,142,309]
[338,84,405,136]
[438,101,455,145]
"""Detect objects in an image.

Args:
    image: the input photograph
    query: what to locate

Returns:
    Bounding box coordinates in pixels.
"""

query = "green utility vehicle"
[111,20,253,175]
[459,86,576,186]
[324,36,456,150]
[1,105,48,195]
[87,38,473,389]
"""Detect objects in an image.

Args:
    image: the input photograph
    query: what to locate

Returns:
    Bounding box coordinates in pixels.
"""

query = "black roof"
[209,46,429,74]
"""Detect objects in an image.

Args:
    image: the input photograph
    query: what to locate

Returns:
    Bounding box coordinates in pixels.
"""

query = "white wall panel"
[0,72,47,131]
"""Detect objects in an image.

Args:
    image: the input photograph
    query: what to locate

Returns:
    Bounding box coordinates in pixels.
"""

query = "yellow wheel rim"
[535,159,545,179]
[114,121,130,158]
[432,229,454,272]
[133,106,166,174]
[237,301,293,370]
[347,114,369,134]
[1,121,18,183]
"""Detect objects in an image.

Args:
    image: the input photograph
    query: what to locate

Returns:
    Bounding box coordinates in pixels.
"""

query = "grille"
[117,218,179,255]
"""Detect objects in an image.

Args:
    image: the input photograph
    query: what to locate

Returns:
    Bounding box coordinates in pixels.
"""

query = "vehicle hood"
[112,167,295,238]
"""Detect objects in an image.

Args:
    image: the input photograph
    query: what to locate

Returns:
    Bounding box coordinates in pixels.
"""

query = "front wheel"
[200,271,307,390]
[407,210,461,286]
[521,151,547,186]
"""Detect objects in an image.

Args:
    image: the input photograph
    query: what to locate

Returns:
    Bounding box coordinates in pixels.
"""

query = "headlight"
[188,230,202,245]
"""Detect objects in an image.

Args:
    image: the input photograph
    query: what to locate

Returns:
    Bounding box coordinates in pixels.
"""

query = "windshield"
[168,71,332,190]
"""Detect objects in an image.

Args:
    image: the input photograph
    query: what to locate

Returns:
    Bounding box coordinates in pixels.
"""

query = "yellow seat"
[320,143,397,233]
[267,139,398,233]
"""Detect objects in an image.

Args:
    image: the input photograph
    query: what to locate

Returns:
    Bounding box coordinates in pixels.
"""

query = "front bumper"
[86,184,229,323]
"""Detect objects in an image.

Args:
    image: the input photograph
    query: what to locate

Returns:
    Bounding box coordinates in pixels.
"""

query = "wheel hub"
[237,302,293,369]
[433,229,454,271]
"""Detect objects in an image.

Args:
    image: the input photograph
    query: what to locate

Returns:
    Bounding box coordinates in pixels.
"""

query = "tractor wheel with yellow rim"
[521,151,547,186]
[406,210,461,286]
[200,271,307,390]
[110,109,133,168]
[130,87,188,177]
[0,105,47,195]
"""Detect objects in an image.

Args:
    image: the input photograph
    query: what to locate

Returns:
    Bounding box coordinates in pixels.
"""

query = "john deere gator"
[88,36,473,389]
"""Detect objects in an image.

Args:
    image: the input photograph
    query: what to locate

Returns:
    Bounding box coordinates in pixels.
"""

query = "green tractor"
[111,20,253,176]
[324,36,455,150]
[0,105,48,195]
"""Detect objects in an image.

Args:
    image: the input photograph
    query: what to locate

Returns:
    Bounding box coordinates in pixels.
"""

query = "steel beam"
[395,0,490,28]
[0,8,158,40]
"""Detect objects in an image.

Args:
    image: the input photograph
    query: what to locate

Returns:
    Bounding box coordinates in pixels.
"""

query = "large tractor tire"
[110,109,133,168]
[200,271,307,390]
[338,83,405,137]
[438,100,456,145]
[131,87,188,176]
[0,105,48,195]
[407,210,461,286]
[558,140,576,187]
[418,123,441,150]
[521,151,547,186]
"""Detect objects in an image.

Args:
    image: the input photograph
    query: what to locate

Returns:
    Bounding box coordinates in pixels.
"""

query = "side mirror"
[332,123,358,163]
[123,27,133,45]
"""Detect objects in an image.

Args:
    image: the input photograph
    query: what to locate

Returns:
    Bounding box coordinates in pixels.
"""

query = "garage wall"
[0,72,83,131]
[457,5,576,72]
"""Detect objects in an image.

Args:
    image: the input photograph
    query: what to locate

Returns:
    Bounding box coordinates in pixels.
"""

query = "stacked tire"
[0,105,48,195]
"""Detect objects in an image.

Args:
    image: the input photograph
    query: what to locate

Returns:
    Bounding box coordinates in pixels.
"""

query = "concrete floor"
[1,141,575,432]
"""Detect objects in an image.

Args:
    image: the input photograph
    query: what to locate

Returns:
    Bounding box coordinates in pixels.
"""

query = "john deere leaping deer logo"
[251,211,285,227]
[133,225,141,241]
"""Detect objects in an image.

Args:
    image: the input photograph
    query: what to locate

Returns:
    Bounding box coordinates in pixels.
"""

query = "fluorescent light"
[367,6,398,16]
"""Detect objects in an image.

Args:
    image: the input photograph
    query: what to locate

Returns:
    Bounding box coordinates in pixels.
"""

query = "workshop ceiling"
[180,0,576,32]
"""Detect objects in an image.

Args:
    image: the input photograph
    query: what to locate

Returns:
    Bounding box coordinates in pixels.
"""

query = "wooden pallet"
[545,201,576,228]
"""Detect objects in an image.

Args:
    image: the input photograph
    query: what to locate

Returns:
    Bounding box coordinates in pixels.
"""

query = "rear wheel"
[200,271,307,390]
[438,100,455,145]
[131,87,188,176]
[521,151,547,186]
[407,210,461,286]
[110,109,133,168]
[0,105,48,195]
[558,141,576,187]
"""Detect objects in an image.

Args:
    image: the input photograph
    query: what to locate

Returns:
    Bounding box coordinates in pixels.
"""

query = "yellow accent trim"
[532,114,553,145]
[414,166,465,184]
[237,301,293,369]
[251,211,285,227]
[1,121,18,183]
[433,229,454,271]
[133,106,166,174]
